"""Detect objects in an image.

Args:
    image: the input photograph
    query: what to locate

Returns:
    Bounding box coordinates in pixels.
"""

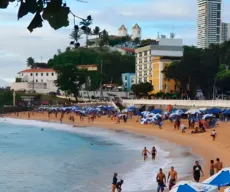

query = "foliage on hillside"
[162,42,230,99]
[48,48,135,87]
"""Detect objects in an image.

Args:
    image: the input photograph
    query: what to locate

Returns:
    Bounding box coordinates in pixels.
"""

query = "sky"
[1,0,230,82]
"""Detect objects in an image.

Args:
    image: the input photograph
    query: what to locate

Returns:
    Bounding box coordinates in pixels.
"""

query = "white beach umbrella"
[203,167,230,187]
[225,187,230,192]
[170,180,218,192]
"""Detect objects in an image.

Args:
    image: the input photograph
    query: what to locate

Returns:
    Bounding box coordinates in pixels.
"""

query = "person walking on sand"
[151,146,157,160]
[112,173,118,192]
[167,166,177,190]
[142,147,150,161]
[156,168,166,192]
[211,130,216,141]
[215,158,223,173]
[210,160,215,176]
[193,161,204,182]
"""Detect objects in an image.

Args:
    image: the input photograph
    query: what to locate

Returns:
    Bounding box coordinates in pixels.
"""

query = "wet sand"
[6,112,230,192]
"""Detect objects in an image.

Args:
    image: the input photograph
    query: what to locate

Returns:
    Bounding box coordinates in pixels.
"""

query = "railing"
[122,99,230,108]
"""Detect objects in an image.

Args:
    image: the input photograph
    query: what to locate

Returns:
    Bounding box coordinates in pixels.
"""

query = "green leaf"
[42,6,70,30]
[0,0,9,8]
[27,12,43,32]
[18,0,38,20]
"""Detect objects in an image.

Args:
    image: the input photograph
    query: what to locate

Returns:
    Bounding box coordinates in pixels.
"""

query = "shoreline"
[5,113,230,192]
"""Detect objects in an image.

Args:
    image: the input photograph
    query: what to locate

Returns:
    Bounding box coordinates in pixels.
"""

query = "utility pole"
[99,60,103,100]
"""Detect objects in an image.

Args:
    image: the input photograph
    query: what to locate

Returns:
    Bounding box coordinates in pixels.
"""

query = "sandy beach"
[6,112,230,191]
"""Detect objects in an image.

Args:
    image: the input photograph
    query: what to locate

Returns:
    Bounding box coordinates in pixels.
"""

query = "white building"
[221,22,230,42]
[197,0,222,49]
[11,69,58,94]
[131,24,141,40]
[135,35,183,83]
[118,25,128,37]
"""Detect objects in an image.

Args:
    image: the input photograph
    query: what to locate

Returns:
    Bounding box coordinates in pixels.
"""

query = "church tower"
[132,24,141,40]
[118,24,128,37]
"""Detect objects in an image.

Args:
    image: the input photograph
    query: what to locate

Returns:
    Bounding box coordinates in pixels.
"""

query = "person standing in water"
[193,161,204,182]
[167,166,177,190]
[151,146,157,160]
[111,173,118,192]
[156,168,166,192]
[142,147,150,161]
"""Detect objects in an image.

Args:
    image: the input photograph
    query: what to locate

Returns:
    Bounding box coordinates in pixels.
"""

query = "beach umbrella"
[203,167,230,187]
[151,109,162,114]
[170,180,218,192]
[224,187,230,192]
[202,114,213,119]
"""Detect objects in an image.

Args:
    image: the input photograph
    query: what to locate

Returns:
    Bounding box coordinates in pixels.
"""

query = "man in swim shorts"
[156,168,166,192]
[167,166,177,190]
[142,147,150,161]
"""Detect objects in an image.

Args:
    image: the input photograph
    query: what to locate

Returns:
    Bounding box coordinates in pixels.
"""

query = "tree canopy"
[131,82,153,97]
[48,48,135,88]
[0,0,88,32]
[162,42,230,99]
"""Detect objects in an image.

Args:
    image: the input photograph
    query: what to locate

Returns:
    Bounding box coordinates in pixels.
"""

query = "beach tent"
[203,167,230,187]
[170,180,218,192]
[225,187,230,192]
[206,108,222,114]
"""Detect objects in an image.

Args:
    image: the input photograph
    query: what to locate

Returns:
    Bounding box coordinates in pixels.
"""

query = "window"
[217,19,220,27]
[36,73,38,76]
[36,80,38,82]
[41,73,43,76]
[217,4,221,11]
[30,73,32,76]
[46,73,49,76]
[217,11,220,19]
[139,53,142,57]
[41,79,43,82]
[22,73,23,76]
[52,73,54,76]
[125,76,127,80]
[216,27,220,35]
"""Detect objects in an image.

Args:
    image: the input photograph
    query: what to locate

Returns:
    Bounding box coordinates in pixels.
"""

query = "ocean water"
[0,118,202,192]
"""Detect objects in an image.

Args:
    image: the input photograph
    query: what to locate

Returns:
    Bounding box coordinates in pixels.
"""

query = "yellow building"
[77,64,98,71]
[148,57,176,94]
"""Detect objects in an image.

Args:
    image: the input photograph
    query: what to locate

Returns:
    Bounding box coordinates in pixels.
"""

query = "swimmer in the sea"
[41,128,44,131]
[142,147,150,161]
[152,146,157,160]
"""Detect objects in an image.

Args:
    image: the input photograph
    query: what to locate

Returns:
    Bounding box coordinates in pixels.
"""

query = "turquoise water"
[0,118,200,192]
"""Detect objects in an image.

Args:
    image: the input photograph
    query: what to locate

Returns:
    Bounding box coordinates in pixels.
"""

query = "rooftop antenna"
[170,25,175,38]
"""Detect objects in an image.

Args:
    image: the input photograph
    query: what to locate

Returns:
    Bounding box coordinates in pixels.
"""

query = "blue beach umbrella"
[203,168,230,187]
[171,181,218,192]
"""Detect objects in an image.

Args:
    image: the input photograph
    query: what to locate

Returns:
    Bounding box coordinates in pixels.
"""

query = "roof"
[132,24,141,29]
[20,68,55,73]
[120,47,135,53]
[77,64,98,68]
[118,24,127,31]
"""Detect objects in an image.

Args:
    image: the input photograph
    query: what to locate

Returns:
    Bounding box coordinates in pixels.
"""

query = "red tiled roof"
[20,68,55,73]
[120,48,135,53]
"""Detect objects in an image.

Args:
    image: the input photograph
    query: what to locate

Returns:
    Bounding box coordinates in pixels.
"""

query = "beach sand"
[6,112,230,192]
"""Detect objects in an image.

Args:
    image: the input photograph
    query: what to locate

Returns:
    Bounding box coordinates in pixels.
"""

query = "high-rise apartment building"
[221,22,230,42]
[197,0,222,49]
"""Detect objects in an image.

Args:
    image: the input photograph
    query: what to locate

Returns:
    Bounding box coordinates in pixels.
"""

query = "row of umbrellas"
[171,167,230,192]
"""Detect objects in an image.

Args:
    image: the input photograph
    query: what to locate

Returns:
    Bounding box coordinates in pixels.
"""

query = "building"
[197,0,222,49]
[118,25,128,37]
[148,57,176,94]
[122,73,136,91]
[135,35,183,84]
[221,22,230,42]
[77,64,98,71]
[11,68,58,93]
[131,24,141,40]
[108,47,135,56]
[11,65,98,94]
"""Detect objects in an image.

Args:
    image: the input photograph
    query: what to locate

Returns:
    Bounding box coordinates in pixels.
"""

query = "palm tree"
[98,30,109,50]
[26,57,36,68]
[26,57,36,91]
[79,15,93,48]
[93,26,100,47]
[70,25,82,48]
